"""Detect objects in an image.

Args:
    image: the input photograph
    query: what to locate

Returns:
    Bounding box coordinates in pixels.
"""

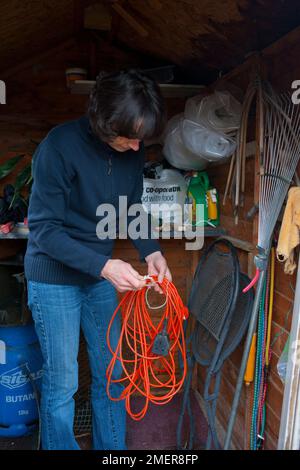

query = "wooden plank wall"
[196,31,300,450]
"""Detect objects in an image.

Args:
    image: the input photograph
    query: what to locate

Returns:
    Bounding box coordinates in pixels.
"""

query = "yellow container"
[207,188,218,220]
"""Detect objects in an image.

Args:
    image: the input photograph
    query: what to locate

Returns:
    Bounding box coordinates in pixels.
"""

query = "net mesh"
[192,273,253,369]
[188,241,238,329]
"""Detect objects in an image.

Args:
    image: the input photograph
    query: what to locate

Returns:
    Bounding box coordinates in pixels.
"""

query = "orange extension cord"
[106,276,189,421]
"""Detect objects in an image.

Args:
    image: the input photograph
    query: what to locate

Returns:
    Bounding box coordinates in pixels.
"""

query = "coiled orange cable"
[106,276,189,421]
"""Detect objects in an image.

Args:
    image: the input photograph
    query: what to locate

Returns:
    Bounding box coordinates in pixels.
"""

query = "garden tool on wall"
[223,81,258,224]
[177,239,253,450]
[249,247,275,449]
[224,79,300,449]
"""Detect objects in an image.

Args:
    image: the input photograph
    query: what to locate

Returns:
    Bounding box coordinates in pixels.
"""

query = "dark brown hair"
[87,69,166,142]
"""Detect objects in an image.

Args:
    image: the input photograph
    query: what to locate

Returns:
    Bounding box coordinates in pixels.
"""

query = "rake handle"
[243,268,260,293]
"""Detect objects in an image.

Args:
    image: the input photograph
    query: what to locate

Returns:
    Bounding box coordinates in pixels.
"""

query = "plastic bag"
[181,118,236,161]
[185,91,242,133]
[162,114,208,171]
[141,169,187,228]
[143,162,163,179]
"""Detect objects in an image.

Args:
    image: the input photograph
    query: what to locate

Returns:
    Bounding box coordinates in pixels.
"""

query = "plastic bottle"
[207,186,220,226]
[186,171,220,227]
[187,171,209,226]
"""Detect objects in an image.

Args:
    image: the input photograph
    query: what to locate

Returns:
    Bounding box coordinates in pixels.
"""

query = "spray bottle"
[187,171,209,227]
[187,171,219,227]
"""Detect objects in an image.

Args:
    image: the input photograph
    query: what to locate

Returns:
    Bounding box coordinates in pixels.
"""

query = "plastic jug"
[187,172,209,226]
[187,171,219,227]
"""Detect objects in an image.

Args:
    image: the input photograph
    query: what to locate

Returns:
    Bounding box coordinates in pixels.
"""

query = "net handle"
[243,268,260,293]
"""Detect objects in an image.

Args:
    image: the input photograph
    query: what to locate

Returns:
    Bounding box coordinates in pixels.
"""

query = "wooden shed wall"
[194,28,300,450]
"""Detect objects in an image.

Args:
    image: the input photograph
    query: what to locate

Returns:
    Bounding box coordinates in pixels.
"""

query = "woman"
[25,69,171,450]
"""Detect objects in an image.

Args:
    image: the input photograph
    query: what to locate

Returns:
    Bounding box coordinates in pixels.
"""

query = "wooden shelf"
[0,226,224,241]
[0,258,24,266]
[153,226,226,239]
[70,80,205,98]
[0,230,29,239]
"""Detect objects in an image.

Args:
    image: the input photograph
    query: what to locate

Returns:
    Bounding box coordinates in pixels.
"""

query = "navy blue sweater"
[24,115,161,285]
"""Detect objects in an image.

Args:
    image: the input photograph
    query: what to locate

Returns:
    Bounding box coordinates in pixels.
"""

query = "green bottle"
[187,171,209,227]
[187,171,220,227]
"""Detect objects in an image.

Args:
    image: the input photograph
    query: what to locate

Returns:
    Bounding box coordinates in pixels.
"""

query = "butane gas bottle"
[0,322,43,437]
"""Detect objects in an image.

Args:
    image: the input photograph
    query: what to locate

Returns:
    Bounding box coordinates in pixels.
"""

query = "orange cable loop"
[106,276,189,421]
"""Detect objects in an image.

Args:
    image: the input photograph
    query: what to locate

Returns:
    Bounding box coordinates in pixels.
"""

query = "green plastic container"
[187,171,219,227]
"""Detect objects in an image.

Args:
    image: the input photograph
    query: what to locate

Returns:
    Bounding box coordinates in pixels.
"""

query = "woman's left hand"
[145,251,172,293]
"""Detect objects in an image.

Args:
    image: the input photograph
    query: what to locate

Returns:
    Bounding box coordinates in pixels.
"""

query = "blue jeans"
[27,280,126,450]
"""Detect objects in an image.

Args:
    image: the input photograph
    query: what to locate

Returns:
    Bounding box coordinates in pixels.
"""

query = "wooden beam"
[1,38,76,79]
[262,25,300,59]
[219,235,254,253]
[211,25,300,89]
[211,53,261,89]
[84,3,112,31]
[89,38,97,80]
[73,0,86,36]
[111,3,149,37]
[70,80,206,98]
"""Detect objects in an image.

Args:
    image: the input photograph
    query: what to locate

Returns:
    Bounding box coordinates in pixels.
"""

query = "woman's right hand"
[101,259,146,292]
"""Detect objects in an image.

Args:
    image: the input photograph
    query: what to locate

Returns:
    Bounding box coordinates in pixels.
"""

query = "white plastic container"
[181,118,236,162]
[162,114,208,171]
[185,91,242,133]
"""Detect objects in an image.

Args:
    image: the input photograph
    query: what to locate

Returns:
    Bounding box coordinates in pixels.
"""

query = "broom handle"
[241,86,258,198]
[235,84,257,220]
[223,151,236,205]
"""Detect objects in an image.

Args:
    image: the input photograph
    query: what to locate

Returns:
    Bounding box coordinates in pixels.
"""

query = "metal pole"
[224,269,266,449]
[278,260,300,450]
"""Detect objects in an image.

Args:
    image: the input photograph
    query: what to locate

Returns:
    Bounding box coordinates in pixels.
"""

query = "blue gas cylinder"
[0,322,43,437]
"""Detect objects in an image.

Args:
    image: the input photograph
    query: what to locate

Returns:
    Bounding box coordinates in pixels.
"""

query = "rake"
[224,80,300,449]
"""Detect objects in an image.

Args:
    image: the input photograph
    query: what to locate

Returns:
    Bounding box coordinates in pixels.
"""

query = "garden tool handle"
[243,268,260,293]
